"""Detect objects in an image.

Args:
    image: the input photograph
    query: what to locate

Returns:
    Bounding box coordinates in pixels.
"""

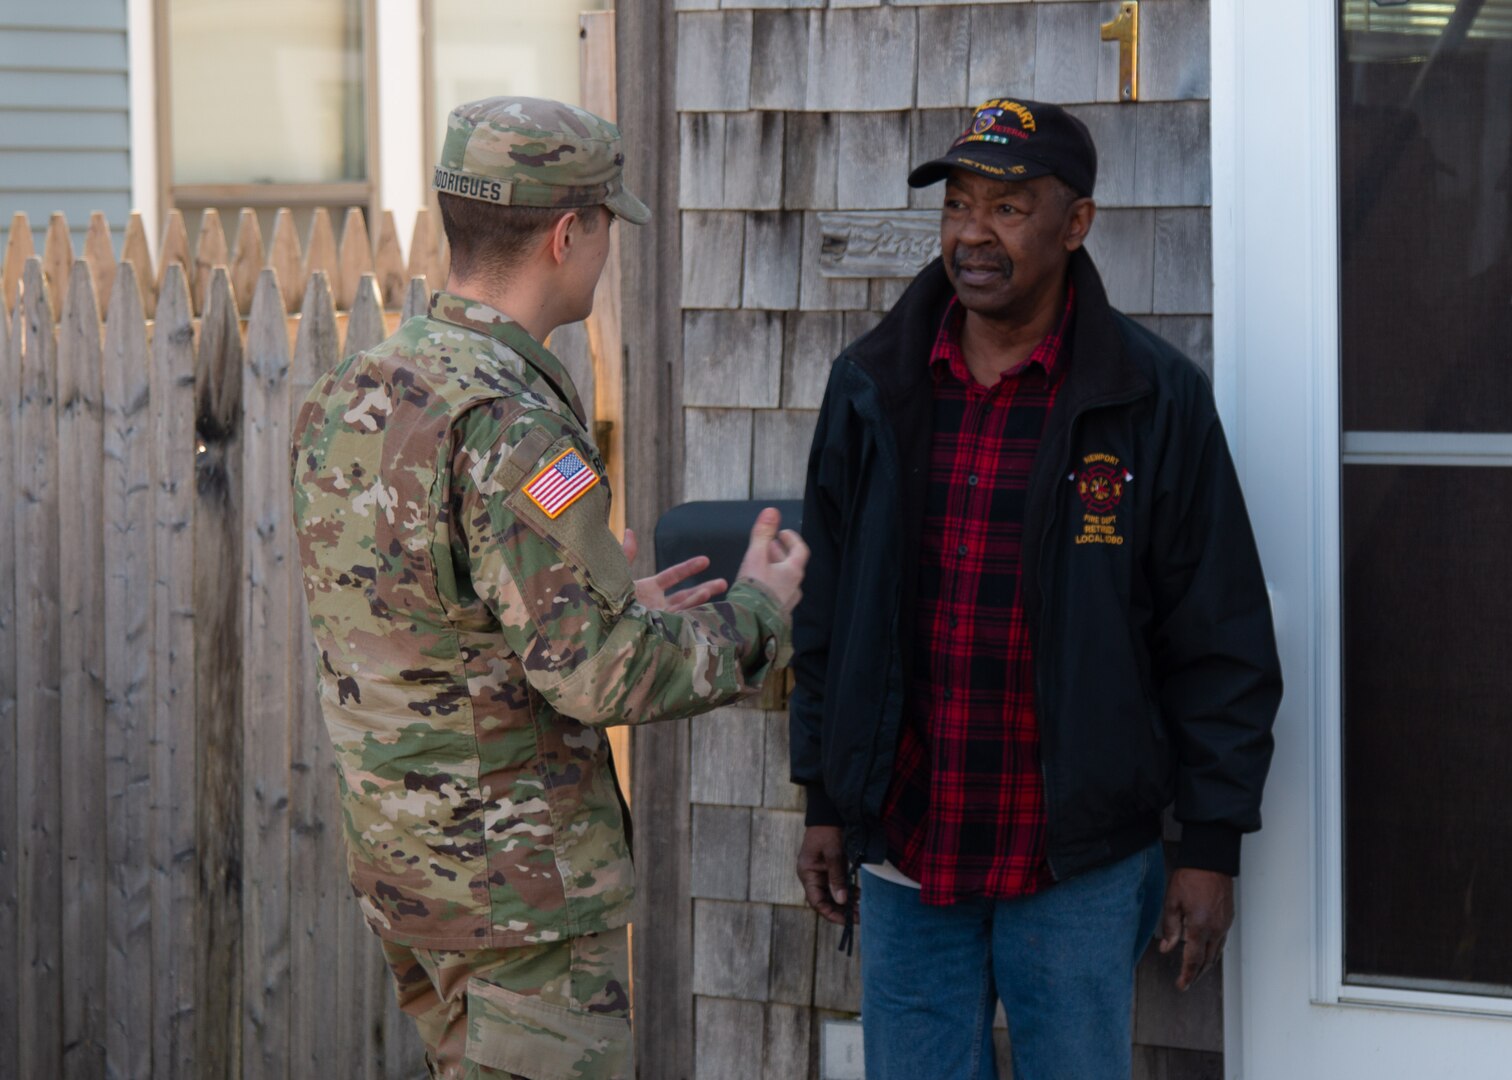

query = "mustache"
[951,249,1014,279]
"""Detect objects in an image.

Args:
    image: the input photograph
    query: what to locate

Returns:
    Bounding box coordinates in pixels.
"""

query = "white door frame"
[1214,1,1512,1075]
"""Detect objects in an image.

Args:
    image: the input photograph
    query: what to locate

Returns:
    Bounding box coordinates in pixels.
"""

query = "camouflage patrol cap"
[433,96,650,225]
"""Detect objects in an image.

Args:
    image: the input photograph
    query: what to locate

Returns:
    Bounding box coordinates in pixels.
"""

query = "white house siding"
[0,0,132,255]
[674,2,1223,1077]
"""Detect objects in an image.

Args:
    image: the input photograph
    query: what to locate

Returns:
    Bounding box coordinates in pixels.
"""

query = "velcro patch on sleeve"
[522,447,600,519]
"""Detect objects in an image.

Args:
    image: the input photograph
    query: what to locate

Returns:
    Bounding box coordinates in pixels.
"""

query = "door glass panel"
[1342,466,1512,995]
[1340,1,1512,996]
[1339,0,1512,432]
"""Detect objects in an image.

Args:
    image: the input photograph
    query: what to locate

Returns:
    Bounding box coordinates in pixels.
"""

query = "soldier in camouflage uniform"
[291,97,808,1080]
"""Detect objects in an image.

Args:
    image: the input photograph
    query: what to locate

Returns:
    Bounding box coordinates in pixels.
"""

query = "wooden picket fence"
[0,209,448,1079]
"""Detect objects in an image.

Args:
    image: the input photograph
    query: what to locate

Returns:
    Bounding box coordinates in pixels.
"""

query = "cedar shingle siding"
[675,2,1222,1076]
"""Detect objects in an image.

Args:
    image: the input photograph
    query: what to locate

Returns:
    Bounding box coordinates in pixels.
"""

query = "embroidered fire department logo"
[1074,453,1131,547]
[1078,464,1125,513]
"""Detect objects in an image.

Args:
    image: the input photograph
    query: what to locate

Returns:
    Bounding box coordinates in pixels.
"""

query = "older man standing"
[791,99,1282,1078]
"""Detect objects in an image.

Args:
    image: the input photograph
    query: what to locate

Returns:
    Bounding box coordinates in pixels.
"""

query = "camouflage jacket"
[291,291,790,949]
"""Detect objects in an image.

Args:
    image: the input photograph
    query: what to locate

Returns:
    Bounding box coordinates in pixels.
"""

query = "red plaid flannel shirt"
[881,287,1074,905]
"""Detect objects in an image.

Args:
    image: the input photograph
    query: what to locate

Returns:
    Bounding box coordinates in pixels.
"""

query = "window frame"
[153,0,382,229]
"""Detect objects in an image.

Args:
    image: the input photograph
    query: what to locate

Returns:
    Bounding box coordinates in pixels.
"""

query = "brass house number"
[1100,1,1140,102]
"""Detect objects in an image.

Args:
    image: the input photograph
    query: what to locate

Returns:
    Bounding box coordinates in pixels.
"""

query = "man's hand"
[621,528,728,612]
[736,507,809,615]
[1159,868,1234,991]
[797,825,851,926]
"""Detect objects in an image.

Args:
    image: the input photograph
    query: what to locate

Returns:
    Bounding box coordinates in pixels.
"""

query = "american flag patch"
[523,448,600,518]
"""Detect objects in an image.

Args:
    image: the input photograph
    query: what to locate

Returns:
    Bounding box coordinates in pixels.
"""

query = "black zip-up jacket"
[790,249,1282,881]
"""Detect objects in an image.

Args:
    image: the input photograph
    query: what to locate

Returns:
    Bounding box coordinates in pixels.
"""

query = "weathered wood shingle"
[690,805,753,901]
[684,409,755,500]
[1032,2,1102,105]
[695,997,764,1080]
[805,8,918,112]
[742,212,803,310]
[1071,104,1137,206]
[680,113,728,210]
[783,112,839,210]
[768,905,818,1006]
[1084,207,1155,314]
[836,112,912,210]
[1152,209,1212,314]
[782,311,844,409]
[1140,0,1211,102]
[750,10,810,110]
[753,409,819,499]
[684,309,784,406]
[678,12,753,111]
[748,809,808,906]
[966,6,1037,106]
[763,1004,812,1079]
[693,899,773,1000]
[813,920,863,1013]
[724,112,786,209]
[691,707,766,804]
[917,6,972,108]
[682,211,747,308]
[1135,102,1212,207]
[762,710,806,811]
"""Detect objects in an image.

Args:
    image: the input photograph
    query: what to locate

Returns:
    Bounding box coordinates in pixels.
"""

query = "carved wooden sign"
[817,211,939,279]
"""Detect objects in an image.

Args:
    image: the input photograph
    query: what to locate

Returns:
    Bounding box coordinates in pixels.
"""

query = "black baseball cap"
[908,98,1098,198]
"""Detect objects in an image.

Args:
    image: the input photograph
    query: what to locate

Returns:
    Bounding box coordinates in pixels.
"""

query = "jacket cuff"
[731,578,794,670]
[1177,823,1242,876]
[804,783,844,827]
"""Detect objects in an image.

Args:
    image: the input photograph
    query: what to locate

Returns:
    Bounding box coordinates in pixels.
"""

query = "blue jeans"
[859,842,1166,1080]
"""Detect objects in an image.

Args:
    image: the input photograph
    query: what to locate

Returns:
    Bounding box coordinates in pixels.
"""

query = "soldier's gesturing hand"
[736,507,809,615]
[620,528,730,612]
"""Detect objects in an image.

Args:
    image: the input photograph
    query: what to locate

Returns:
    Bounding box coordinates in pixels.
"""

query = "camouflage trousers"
[381,928,633,1080]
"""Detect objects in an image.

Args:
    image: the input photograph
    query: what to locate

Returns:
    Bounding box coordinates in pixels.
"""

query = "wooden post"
[152,260,201,1079]
[15,258,63,1080]
[241,268,295,1080]
[581,9,633,809]
[0,279,20,1078]
[102,260,156,1080]
[618,0,694,1074]
[192,265,245,1079]
[57,261,107,1080]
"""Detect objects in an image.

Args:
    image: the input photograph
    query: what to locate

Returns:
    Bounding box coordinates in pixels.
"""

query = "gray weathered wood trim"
[619,1,692,1075]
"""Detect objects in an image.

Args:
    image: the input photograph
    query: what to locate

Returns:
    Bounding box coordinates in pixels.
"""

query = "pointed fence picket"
[1,207,450,324]
[0,233,434,1076]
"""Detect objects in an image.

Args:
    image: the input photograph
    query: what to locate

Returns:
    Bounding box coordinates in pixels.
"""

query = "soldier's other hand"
[736,508,808,615]
[798,825,852,926]
[1159,868,1235,991]
[622,528,729,612]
